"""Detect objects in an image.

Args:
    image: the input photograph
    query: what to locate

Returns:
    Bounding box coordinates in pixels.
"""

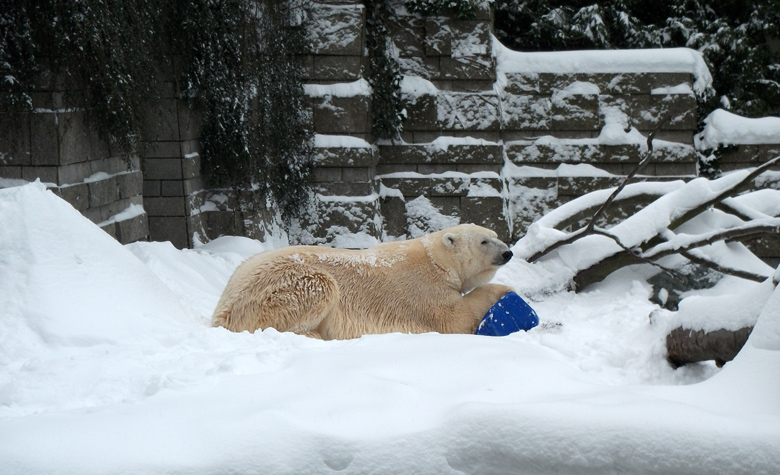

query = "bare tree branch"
[679,250,770,283]
[642,220,780,260]
[527,117,672,263]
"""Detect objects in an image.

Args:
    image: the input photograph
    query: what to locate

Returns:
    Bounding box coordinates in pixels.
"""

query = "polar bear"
[212,224,515,339]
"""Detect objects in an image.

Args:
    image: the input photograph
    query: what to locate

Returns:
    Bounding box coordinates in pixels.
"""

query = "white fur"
[212,224,514,339]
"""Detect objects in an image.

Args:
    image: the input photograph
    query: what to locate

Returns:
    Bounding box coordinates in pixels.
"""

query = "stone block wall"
[294,0,711,245]
[3,0,778,256]
[0,92,148,244]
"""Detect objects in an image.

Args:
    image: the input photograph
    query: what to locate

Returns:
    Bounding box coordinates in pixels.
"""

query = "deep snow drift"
[1,182,779,474]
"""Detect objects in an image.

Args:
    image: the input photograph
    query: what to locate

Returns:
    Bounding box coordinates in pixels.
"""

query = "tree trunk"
[666,326,753,368]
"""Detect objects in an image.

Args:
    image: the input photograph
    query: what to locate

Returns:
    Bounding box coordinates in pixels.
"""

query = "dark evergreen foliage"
[0,0,167,156]
[172,0,313,220]
[494,0,780,119]
[404,0,479,19]
[0,0,313,219]
[364,0,405,141]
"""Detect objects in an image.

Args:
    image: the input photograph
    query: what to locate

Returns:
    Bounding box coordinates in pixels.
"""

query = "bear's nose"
[501,250,513,264]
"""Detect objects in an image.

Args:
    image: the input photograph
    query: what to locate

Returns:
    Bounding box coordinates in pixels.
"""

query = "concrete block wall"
[140,81,205,249]
[0,91,148,244]
[3,1,778,254]
[295,0,713,245]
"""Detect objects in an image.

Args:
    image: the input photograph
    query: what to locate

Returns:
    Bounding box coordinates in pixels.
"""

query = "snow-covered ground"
[1,181,779,474]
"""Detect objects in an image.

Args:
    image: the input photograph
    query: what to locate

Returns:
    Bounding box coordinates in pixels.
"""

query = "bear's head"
[425,224,513,293]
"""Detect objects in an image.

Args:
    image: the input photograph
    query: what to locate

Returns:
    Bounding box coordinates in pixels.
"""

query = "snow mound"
[1,183,779,474]
[695,109,780,149]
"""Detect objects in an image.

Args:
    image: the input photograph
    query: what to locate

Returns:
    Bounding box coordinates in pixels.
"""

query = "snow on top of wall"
[304,79,371,98]
[400,75,439,97]
[695,109,780,149]
[493,36,713,95]
[314,134,374,148]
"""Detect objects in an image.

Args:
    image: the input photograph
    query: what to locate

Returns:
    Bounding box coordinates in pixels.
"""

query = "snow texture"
[695,109,780,149]
[493,36,713,95]
[1,182,779,474]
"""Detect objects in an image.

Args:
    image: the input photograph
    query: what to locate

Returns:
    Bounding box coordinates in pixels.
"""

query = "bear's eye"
[480,239,488,245]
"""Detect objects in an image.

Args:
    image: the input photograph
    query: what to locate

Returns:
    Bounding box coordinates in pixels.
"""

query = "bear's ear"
[442,233,457,248]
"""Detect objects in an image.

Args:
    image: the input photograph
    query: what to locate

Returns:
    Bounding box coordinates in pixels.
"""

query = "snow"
[695,109,780,149]
[493,36,713,95]
[1,182,780,473]
[314,134,373,149]
[304,78,371,98]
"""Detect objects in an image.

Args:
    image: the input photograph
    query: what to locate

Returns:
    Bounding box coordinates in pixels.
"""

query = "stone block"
[313,55,363,81]
[58,182,90,211]
[651,144,696,163]
[88,175,119,208]
[437,91,500,131]
[30,112,59,166]
[759,144,780,163]
[630,93,697,131]
[502,95,551,131]
[0,112,31,165]
[0,166,22,179]
[417,164,451,174]
[550,93,599,131]
[636,72,693,94]
[91,155,134,175]
[315,181,373,196]
[148,216,188,249]
[204,210,238,239]
[100,221,118,239]
[299,54,315,81]
[379,142,503,166]
[307,3,364,56]
[58,161,93,185]
[426,196,460,216]
[307,197,381,243]
[430,176,470,196]
[601,144,643,163]
[379,194,407,238]
[387,16,425,57]
[313,167,343,182]
[718,144,759,164]
[314,145,376,167]
[311,95,370,135]
[22,166,58,184]
[144,141,181,158]
[449,21,491,58]
[182,153,201,179]
[504,73,541,95]
[653,162,696,176]
[558,176,622,196]
[425,17,451,56]
[161,180,184,197]
[456,163,502,174]
[176,101,201,141]
[183,176,205,196]
[143,157,183,180]
[144,196,186,217]
[342,167,372,182]
[398,56,441,80]
[145,99,180,142]
[116,170,143,199]
[116,212,149,244]
[440,55,494,82]
[376,163,416,175]
[144,179,161,197]
[401,94,438,132]
[460,196,509,242]
[379,176,430,197]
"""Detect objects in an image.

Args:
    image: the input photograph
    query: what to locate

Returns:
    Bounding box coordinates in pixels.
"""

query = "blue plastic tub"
[475,291,539,336]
